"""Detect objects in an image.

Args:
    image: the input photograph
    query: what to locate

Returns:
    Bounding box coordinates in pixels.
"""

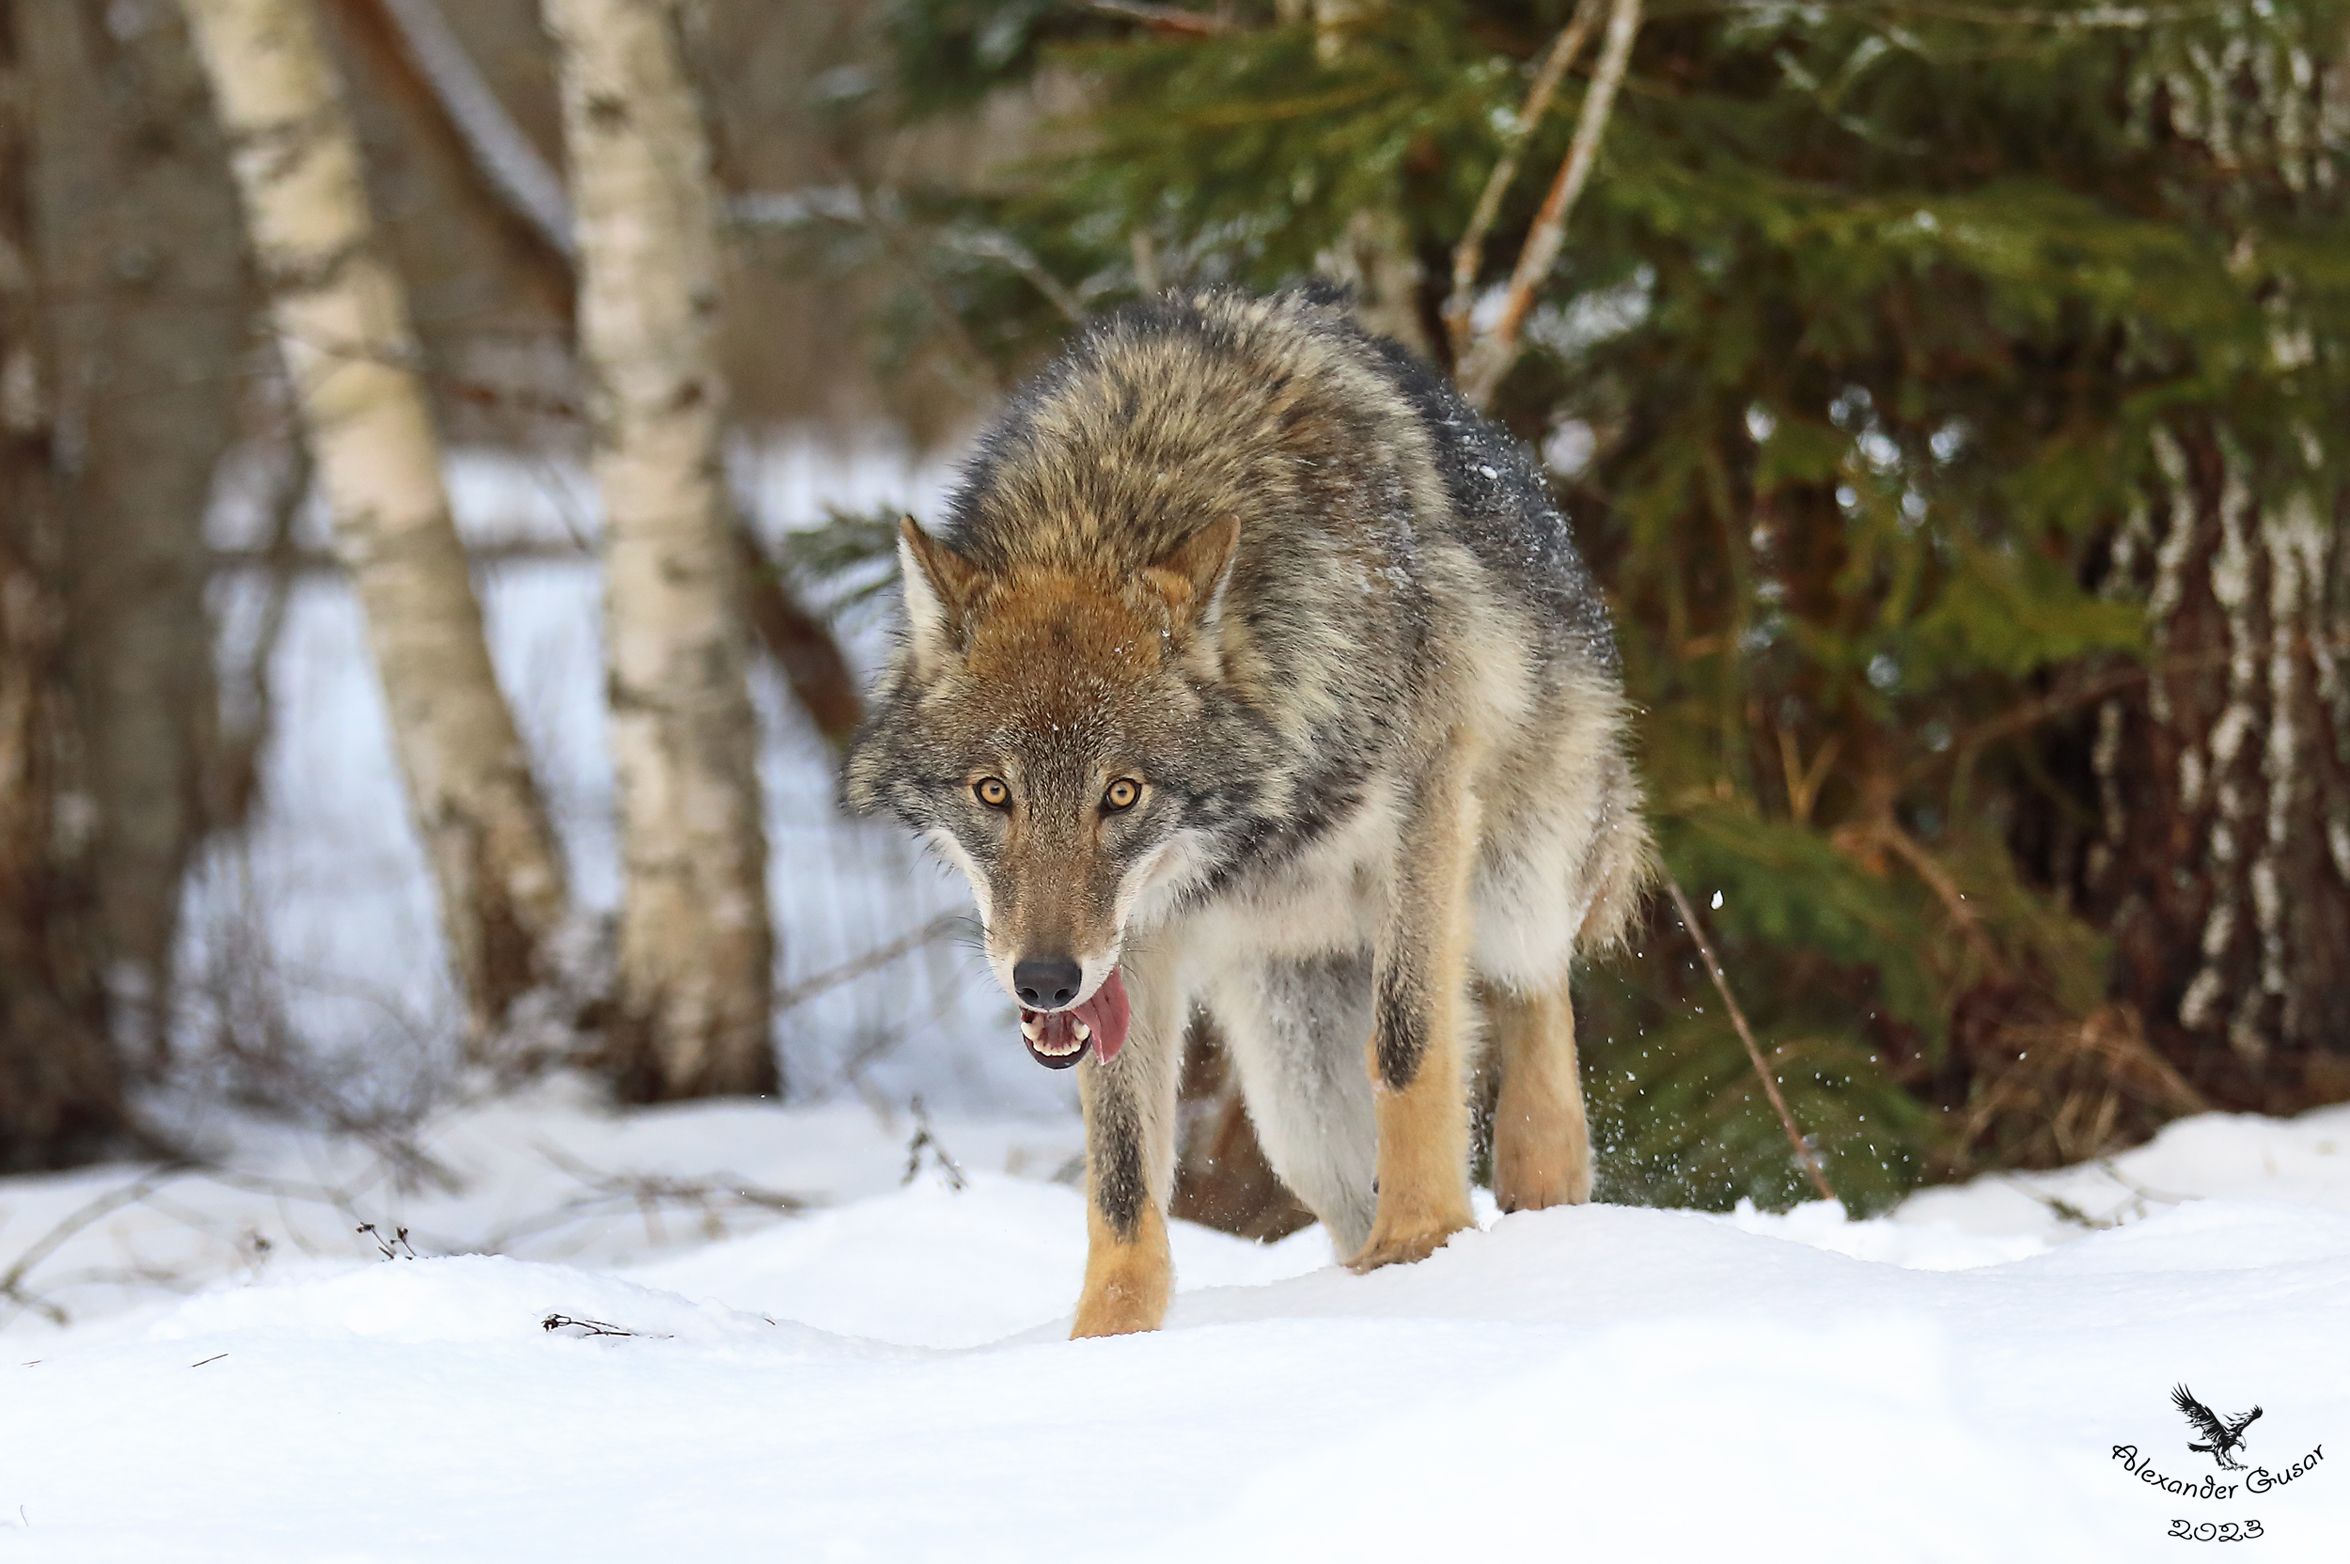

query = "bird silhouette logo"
[2172,1384,2263,1471]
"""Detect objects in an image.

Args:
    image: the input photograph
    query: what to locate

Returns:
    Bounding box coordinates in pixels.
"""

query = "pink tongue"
[1074,969,1130,1061]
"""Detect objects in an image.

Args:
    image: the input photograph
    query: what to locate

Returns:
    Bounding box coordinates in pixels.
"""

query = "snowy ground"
[3,1090,2345,1561]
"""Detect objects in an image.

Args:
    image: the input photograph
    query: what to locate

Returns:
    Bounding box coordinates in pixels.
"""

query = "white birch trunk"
[547,0,776,1098]
[182,0,570,1040]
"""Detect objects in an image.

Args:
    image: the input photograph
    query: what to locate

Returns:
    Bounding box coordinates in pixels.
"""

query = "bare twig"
[482,1141,812,1252]
[1444,0,1601,363]
[211,439,312,831]
[0,1168,189,1325]
[1130,228,1164,295]
[1659,869,1840,1205]
[775,911,968,1011]
[1074,0,1235,35]
[541,1312,667,1339]
[902,1096,969,1190]
[1457,0,1643,409]
[356,1221,418,1260]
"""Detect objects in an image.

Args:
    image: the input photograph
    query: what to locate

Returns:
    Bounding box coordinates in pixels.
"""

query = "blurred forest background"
[2,0,2347,1227]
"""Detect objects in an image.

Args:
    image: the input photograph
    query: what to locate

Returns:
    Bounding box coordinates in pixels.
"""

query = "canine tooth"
[1074,1020,1092,1041]
[1020,1017,1041,1041]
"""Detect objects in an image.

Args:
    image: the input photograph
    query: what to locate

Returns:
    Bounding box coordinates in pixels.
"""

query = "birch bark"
[547,0,776,1098]
[182,0,571,1041]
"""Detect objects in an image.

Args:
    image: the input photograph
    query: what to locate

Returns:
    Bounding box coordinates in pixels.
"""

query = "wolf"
[846,289,1651,1337]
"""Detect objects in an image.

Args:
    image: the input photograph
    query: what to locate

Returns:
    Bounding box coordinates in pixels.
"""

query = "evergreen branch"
[946,228,1088,324]
[842,173,1007,397]
[1458,0,1642,409]
[1445,0,1602,364]
[1659,869,1841,1206]
[730,186,1088,325]
[1837,818,2003,976]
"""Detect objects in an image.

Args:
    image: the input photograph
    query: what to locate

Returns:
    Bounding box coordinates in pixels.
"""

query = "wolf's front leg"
[1352,735,1479,1272]
[1071,956,1182,1338]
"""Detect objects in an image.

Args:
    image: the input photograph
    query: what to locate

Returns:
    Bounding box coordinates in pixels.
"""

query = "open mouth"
[1019,968,1130,1070]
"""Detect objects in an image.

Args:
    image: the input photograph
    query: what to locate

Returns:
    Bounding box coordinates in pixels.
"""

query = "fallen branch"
[1658,869,1839,1205]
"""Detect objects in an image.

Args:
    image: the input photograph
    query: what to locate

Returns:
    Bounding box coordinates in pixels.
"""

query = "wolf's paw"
[1494,1143,1594,1214]
[1070,1279,1166,1339]
[1347,1209,1472,1273]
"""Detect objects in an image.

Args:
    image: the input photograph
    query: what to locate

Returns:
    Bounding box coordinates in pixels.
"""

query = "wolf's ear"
[897,515,985,662]
[1140,515,1239,642]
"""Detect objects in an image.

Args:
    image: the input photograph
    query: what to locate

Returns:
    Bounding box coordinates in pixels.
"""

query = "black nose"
[1013,957,1082,1010]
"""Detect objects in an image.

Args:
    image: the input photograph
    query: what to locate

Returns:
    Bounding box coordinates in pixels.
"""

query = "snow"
[3,1095,2346,1560]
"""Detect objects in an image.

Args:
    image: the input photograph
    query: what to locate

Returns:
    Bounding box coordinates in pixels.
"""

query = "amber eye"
[973,776,1011,809]
[1103,778,1142,813]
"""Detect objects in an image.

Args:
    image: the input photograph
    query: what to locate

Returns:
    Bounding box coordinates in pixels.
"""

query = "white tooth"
[1074,1020,1091,1042]
[1020,1018,1041,1041]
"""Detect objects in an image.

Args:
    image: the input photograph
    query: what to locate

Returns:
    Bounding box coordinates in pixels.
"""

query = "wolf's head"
[845,514,1259,1069]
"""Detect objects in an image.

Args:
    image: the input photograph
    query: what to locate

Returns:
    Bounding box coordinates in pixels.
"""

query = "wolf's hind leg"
[1072,956,1183,1337]
[1352,735,1479,1273]
[1485,976,1593,1211]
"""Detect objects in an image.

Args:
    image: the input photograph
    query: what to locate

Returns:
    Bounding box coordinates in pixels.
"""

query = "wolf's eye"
[973,776,1011,809]
[1102,778,1142,813]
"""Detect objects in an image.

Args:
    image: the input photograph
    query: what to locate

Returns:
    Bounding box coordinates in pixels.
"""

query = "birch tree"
[181,0,571,1040]
[547,0,776,1098]
[0,11,123,1166]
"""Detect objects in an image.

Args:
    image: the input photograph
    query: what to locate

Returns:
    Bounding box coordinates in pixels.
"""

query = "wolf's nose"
[1014,957,1082,1010]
